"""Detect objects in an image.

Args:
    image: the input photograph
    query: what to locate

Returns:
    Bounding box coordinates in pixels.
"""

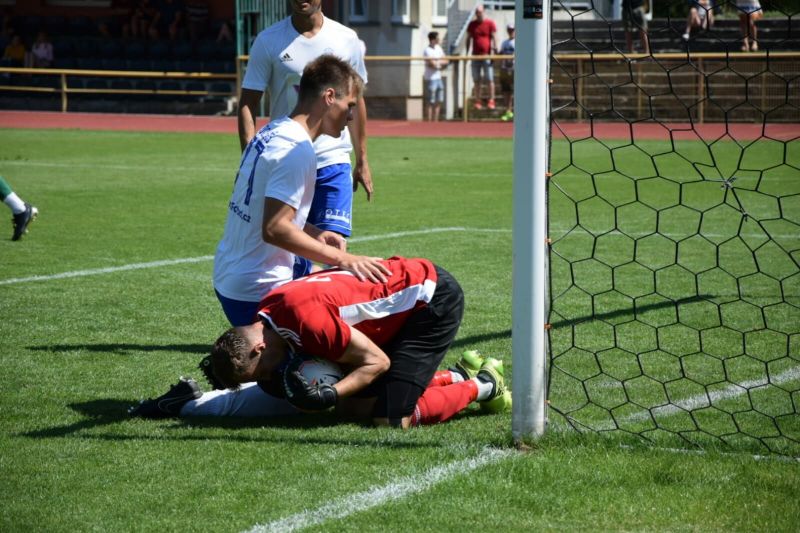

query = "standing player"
[213,55,389,328]
[237,0,372,278]
[423,31,448,122]
[131,257,511,427]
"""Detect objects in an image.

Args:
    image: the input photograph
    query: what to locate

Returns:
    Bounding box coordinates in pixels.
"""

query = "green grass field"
[1,128,798,532]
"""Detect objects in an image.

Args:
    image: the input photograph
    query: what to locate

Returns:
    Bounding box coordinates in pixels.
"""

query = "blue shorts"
[294,163,353,278]
[215,289,261,327]
[427,78,445,103]
[471,59,494,83]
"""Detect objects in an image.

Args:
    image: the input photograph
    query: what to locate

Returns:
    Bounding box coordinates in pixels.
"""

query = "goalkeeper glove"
[283,369,338,411]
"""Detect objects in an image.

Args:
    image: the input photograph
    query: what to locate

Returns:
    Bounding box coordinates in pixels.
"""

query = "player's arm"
[263,197,389,282]
[238,88,264,151]
[331,326,390,398]
[350,95,373,202]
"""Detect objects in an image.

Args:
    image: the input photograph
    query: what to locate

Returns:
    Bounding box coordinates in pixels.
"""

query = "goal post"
[512,0,552,443]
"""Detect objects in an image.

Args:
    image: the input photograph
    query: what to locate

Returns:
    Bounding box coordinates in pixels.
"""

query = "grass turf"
[0,128,798,531]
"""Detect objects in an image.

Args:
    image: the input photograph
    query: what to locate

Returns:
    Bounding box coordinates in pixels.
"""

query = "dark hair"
[297,54,364,103]
[428,31,439,41]
[209,327,256,389]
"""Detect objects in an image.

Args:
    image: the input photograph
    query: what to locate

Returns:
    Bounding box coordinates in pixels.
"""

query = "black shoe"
[129,377,202,418]
[12,203,38,241]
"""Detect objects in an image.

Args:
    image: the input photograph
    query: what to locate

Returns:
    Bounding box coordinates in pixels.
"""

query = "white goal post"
[512,0,551,443]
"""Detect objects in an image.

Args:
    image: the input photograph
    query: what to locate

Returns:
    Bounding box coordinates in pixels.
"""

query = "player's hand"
[317,230,347,251]
[339,254,391,283]
[283,370,338,411]
[353,159,373,202]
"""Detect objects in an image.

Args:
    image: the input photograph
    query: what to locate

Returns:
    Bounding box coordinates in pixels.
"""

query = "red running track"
[0,111,797,140]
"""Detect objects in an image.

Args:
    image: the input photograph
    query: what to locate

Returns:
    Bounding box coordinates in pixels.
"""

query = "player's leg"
[471,60,483,109]
[370,265,465,428]
[1,175,37,241]
[295,163,353,277]
[486,61,496,109]
[181,381,301,417]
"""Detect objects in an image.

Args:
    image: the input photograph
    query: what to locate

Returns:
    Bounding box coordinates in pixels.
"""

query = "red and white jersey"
[257,257,438,361]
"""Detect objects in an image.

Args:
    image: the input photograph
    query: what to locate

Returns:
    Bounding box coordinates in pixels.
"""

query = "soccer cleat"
[487,99,496,110]
[477,358,512,413]
[11,203,37,241]
[129,377,201,418]
[451,349,485,380]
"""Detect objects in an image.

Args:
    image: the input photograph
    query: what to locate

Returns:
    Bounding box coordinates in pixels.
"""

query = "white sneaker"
[682,32,690,41]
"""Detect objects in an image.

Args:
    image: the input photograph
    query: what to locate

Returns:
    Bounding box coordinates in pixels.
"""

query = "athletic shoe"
[487,99,496,110]
[451,349,485,380]
[500,110,514,121]
[473,100,483,110]
[11,203,37,241]
[681,32,690,41]
[477,358,512,413]
[129,377,202,418]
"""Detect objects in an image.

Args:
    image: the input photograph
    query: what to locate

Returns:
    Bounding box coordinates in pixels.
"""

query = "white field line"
[0,227,511,286]
[244,447,513,533]
[592,365,800,430]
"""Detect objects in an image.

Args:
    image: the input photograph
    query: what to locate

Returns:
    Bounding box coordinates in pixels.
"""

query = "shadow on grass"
[27,343,210,355]
[18,399,456,449]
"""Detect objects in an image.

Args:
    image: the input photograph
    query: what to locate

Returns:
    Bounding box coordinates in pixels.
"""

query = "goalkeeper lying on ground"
[131,256,511,428]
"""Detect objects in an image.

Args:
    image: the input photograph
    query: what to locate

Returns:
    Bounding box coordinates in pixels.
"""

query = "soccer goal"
[512,0,800,456]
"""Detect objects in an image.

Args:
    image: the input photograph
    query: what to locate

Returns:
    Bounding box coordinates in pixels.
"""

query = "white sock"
[473,377,494,401]
[450,370,465,383]
[3,193,26,214]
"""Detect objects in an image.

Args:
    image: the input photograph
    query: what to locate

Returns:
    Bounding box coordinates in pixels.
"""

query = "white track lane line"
[0,227,511,286]
[244,447,513,533]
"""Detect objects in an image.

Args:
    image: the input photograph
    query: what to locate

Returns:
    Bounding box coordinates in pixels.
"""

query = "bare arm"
[237,88,264,151]
[333,326,391,398]
[350,96,373,201]
[262,198,389,282]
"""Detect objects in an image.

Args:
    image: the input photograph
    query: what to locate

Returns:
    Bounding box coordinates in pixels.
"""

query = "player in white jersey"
[238,0,372,277]
[213,55,389,328]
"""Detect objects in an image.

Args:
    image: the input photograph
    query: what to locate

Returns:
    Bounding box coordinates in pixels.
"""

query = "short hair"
[428,31,439,41]
[297,54,364,103]
[209,327,257,390]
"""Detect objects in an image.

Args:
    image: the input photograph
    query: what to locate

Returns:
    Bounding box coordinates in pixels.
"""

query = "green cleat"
[451,349,485,380]
[477,358,512,413]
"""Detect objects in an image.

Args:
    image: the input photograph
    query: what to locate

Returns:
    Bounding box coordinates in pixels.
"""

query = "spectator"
[2,34,26,67]
[682,0,714,41]
[150,0,185,41]
[125,0,158,39]
[466,4,497,111]
[31,31,53,68]
[622,0,650,54]
[0,175,38,241]
[185,0,209,41]
[498,24,515,121]
[423,31,447,122]
[736,0,762,51]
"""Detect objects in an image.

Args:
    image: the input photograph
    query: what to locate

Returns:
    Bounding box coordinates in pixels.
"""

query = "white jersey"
[242,16,367,169]
[423,44,445,81]
[213,117,316,302]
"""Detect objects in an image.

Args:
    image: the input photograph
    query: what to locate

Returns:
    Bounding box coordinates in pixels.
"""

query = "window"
[349,0,368,22]
[392,0,410,24]
[433,0,448,26]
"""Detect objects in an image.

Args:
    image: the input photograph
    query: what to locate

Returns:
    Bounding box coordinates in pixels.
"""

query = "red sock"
[411,381,478,426]
[428,369,454,388]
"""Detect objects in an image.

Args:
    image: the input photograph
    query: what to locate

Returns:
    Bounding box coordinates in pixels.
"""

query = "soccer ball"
[284,353,343,388]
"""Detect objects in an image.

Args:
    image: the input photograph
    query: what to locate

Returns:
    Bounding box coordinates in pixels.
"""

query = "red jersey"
[257,257,438,361]
[467,18,497,55]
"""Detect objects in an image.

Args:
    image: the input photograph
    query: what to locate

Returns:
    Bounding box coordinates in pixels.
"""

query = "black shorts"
[362,265,465,418]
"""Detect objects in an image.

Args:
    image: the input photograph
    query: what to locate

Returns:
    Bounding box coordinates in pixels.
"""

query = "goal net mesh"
[545,0,800,455]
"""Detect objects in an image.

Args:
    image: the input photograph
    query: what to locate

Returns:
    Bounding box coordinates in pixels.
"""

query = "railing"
[0,67,237,112]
